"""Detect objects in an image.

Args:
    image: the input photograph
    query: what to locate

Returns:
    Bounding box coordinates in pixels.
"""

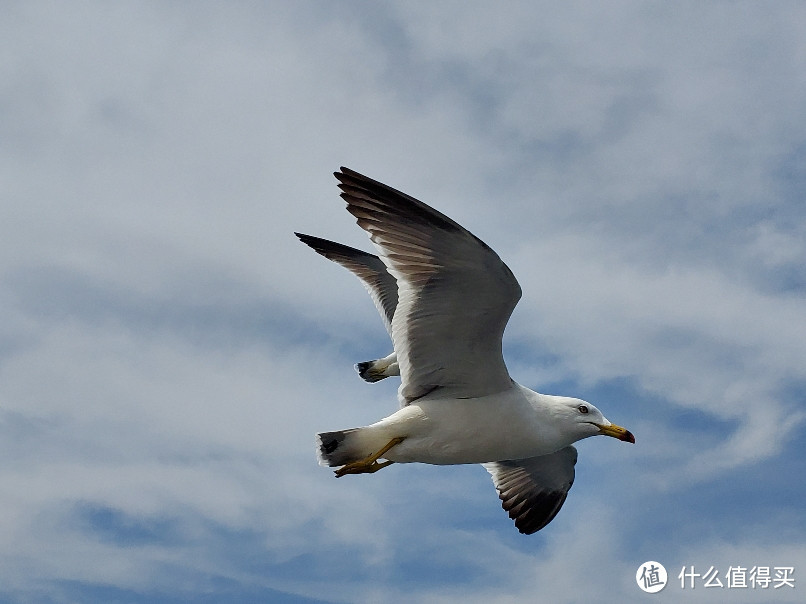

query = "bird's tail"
[355,354,400,383]
[317,428,372,467]
[355,361,387,383]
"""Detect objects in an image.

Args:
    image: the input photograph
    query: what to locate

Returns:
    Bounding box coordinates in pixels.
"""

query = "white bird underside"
[297,167,633,535]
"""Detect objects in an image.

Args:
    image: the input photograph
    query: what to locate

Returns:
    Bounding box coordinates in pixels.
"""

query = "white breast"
[374,384,572,465]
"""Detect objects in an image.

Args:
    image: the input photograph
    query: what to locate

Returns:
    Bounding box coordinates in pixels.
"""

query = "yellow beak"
[596,423,635,443]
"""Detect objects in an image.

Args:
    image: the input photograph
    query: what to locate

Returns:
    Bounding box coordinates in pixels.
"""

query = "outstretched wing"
[295,233,397,337]
[483,446,577,535]
[336,167,522,404]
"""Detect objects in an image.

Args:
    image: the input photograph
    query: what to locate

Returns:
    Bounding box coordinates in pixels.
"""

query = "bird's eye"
[578,404,589,414]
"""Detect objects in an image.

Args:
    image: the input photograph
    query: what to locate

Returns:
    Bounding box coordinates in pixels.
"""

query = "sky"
[1,1,805,602]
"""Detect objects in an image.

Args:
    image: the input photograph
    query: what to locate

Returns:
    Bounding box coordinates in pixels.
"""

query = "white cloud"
[1,1,805,602]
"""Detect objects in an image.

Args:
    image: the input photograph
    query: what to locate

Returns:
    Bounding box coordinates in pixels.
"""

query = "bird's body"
[322,386,598,466]
[297,167,634,534]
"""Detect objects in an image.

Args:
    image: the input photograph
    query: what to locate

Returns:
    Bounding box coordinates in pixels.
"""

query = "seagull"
[296,167,634,534]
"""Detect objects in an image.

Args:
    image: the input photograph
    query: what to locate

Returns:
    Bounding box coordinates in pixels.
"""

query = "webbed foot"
[334,437,405,477]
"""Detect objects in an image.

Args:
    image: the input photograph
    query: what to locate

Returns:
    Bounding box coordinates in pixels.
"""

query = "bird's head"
[558,397,635,443]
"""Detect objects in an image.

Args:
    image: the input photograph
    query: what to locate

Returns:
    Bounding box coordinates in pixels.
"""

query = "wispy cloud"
[1,1,805,602]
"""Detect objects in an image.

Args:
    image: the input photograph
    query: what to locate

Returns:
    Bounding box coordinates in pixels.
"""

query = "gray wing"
[295,233,397,337]
[483,446,577,535]
[335,167,522,404]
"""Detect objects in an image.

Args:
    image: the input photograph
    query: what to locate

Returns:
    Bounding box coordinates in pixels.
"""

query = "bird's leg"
[334,437,405,478]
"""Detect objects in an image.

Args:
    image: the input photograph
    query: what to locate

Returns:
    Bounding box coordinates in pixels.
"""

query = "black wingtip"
[335,166,368,185]
[296,232,331,255]
[296,232,333,249]
[295,232,318,248]
[296,232,333,255]
[295,232,376,261]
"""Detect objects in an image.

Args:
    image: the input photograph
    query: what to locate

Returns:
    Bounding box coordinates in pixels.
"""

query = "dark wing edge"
[483,446,578,535]
[336,167,480,241]
[295,232,398,336]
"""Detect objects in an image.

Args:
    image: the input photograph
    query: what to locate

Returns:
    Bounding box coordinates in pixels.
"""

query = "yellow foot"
[334,437,404,478]
[335,458,394,477]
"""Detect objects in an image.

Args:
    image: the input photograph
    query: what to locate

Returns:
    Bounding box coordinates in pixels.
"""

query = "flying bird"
[296,167,634,534]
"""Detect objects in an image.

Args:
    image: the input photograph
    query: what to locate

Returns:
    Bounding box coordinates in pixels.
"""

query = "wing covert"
[335,167,522,404]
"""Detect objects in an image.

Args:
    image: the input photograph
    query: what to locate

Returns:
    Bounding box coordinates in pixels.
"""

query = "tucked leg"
[334,437,405,477]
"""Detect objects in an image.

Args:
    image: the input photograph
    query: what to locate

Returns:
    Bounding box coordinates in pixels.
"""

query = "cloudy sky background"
[2,1,805,602]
